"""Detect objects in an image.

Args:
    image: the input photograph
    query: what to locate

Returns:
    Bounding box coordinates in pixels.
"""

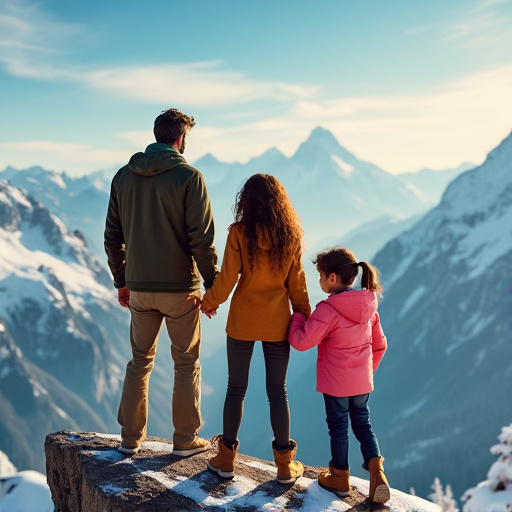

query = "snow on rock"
[45,431,440,512]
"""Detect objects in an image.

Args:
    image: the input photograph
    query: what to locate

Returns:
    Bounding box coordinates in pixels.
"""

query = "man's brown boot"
[207,435,239,478]
[318,462,351,497]
[272,439,304,484]
[368,457,390,503]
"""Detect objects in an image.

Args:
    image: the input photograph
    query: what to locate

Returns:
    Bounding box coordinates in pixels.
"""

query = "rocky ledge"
[45,431,439,511]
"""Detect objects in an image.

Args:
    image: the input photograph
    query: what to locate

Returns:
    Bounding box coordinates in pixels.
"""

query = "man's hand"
[187,293,202,308]
[118,286,130,308]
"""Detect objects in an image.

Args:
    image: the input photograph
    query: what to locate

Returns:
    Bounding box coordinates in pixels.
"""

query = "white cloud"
[182,64,512,173]
[405,0,512,49]
[442,12,511,48]
[0,141,128,174]
[2,62,511,176]
[0,0,84,78]
[83,62,316,106]
[0,1,316,106]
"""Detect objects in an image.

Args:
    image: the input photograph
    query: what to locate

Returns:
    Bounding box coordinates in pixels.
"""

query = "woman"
[201,173,311,483]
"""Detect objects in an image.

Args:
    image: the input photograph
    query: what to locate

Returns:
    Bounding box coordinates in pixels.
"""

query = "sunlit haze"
[1,0,511,176]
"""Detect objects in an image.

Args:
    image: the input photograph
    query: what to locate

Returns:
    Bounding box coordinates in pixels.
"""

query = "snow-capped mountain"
[0,318,108,472]
[0,166,111,257]
[365,130,512,499]
[0,181,175,472]
[1,127,462,262]
[200,127,434,250]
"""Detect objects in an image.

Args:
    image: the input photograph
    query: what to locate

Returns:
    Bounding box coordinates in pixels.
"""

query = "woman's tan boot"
[272,439,304,484]
[207,435,239,478]
[318,462,351,497]
[368,457,390,503]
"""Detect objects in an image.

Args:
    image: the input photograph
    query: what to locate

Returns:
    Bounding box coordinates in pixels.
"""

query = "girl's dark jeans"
[222,336,291,449]
[323,393,381,470]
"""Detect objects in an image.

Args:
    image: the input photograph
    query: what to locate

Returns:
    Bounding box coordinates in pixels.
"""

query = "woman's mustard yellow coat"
[202,224,311,341]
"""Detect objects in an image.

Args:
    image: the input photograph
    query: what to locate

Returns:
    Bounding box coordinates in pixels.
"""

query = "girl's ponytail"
[358,261,383,295]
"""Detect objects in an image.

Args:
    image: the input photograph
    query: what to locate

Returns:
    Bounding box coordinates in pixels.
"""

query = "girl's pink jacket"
[288,289,387,397]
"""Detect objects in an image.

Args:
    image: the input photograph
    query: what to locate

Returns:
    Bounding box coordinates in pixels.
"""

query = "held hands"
[187,293,218,319]
[199,299,218,319]
[202,307,218,319]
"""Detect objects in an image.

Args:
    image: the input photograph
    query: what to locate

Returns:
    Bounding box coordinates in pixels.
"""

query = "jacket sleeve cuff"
[291,312,306,323]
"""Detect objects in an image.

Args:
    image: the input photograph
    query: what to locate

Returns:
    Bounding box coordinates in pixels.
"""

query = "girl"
[288,247,390,504]
[201,173,311,483]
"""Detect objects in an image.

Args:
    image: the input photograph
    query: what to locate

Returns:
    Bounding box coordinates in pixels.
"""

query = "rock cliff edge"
[45,431,439,511]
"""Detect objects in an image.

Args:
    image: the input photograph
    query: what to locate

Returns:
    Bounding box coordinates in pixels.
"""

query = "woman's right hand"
[200,301,218,319]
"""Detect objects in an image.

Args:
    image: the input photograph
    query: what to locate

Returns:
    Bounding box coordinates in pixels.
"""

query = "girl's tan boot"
[368,457,390,503]
[207,435,239,478]
[318,462,351,497]
[272,439,304,484]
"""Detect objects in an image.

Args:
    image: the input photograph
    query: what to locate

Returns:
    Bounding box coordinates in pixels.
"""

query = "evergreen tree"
[488,423,512,491]
[429,477,459,511]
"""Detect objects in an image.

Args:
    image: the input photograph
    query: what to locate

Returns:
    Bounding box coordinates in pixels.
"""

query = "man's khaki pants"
[117,290,202,448]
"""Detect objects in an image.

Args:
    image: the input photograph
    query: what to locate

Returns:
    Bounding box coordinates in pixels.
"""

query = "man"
[104,108,218,456]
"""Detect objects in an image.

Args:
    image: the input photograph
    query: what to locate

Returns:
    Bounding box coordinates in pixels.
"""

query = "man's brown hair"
[153,108,196,145]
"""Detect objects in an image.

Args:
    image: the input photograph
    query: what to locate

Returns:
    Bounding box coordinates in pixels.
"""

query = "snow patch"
[401,397,428,419]
[332,155,354,177]
[99,483,126,496]
[81,450,127,463]
[141,441,174,453]
[0,471,53,512]
[462,480,512,512]
[398,286,426,319]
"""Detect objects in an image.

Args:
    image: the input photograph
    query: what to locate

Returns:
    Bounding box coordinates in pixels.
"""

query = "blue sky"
[1,0,511,176]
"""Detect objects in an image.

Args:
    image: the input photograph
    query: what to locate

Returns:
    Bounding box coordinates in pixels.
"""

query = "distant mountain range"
[0,127,465,263]
[0,127,481,500]
[369,130,512,498]
[281,130,511,501]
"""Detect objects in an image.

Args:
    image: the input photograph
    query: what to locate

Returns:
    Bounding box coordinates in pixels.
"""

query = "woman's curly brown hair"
[232,173,303,275]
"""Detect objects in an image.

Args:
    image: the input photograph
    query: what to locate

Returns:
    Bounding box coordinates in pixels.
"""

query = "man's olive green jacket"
[104,143,218,292]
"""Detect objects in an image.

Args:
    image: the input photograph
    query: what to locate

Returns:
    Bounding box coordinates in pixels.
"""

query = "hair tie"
[356,262,361,267]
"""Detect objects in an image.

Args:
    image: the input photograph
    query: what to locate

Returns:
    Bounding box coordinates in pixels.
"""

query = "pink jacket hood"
[288,289,387,397]
[325,289,378,324]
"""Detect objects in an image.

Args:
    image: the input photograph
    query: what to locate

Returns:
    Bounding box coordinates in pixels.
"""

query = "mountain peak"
[193,152,224,168]
[245,147,286,171]
[293,126,357,163]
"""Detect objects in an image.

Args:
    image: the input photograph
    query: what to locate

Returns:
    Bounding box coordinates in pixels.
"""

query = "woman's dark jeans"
[222,336,290,449]
[323,393,381,470]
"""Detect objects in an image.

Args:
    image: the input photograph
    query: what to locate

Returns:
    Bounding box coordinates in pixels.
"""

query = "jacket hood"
[128,143,188,176]
[324,289,377,324]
